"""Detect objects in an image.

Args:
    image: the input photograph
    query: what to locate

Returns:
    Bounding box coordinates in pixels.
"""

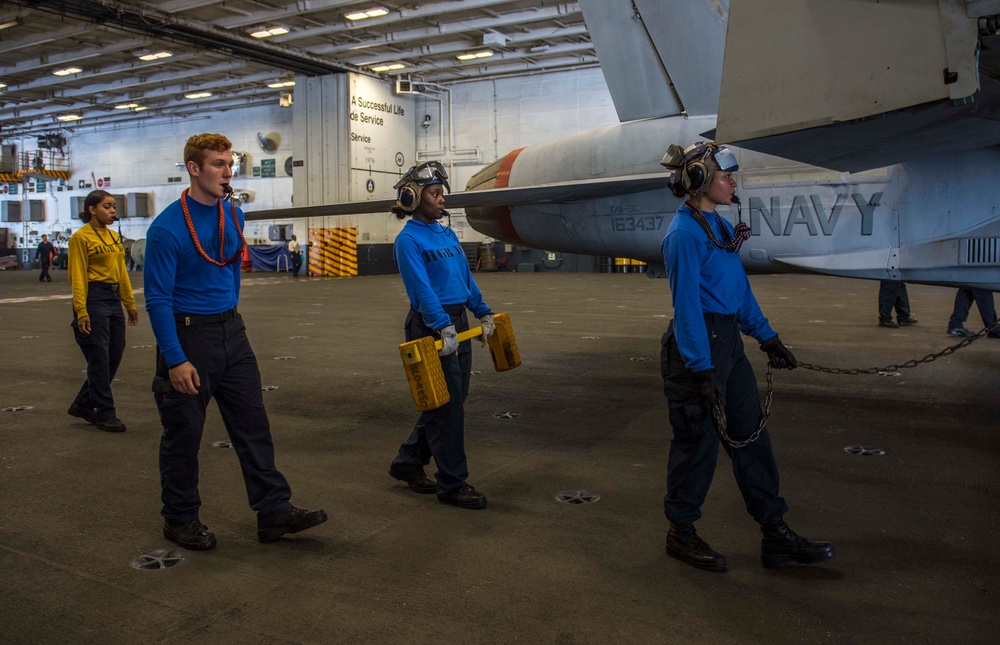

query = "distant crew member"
[144,133,327,551]
[387,160,495,510]
[877,280,918,328]
[287,234,302,277]
[946,288,1000,338]
[658,141,834,571]
[35,234,55,282]
[67,191,139,432]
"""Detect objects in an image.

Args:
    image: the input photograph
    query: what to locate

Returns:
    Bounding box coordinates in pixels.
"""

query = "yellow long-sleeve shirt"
[68,224,136,317]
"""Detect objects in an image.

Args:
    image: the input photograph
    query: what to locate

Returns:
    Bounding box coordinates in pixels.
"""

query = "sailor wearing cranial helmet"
[387,161,495,510]
[657,141,834,572]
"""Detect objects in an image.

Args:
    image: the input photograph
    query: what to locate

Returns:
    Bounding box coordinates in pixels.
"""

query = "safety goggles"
[393,161,450,192]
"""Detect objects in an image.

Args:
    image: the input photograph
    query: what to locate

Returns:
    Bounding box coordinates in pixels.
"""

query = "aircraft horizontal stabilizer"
[715,0,1000,172]
[244,174,667,222]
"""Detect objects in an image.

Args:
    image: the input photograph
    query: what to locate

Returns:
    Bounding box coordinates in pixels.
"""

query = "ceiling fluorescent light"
[0,16,23,31]
[53,66,82,76]
[184,91,212,99]
[57,114,82,122]
[115,103,139,109]
[133,106,148,112]
[267,80,296,88]
[347,7,388,21]
[457,50,493,61]
[0,82,6,89]
[138,51,172,61]
[251,26,288,38]
[371,63,405,72]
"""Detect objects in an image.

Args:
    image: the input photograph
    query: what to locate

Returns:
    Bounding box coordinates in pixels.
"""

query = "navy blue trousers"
[72,283,125,423]
[878,280,912,323]
[948,288,997,330]
[660,314,788,526]
[153,313,292,526]
[391,306,472,498]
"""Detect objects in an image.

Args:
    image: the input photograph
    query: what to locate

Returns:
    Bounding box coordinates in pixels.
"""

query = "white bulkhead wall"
[2,67,617,248]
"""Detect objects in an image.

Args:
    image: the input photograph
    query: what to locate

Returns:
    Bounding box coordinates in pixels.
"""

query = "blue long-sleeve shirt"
[662,205,777,372]
[394,220,491,329]
[144,197,243,367]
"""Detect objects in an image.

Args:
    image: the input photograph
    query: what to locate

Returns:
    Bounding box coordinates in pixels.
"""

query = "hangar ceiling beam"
[26,0,362,76]
[311,5,581,55]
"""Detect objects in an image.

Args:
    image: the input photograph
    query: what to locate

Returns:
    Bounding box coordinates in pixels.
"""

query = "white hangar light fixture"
[346,8,388,21]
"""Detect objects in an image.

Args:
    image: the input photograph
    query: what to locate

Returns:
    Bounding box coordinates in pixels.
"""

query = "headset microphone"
[111,215,120,222]
[731,195,741,205]
[223,184,234,201]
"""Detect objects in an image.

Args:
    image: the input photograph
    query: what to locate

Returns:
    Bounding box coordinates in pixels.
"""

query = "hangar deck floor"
[1,269,997,644]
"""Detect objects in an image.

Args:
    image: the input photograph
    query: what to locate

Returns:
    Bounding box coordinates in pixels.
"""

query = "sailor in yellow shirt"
[67,190,139,433]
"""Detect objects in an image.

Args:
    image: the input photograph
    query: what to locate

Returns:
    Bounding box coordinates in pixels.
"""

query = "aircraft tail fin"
[579,0,728,121]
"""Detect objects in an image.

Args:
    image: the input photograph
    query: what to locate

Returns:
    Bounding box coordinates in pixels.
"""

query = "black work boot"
[665,523,726,572]
[760,519,834,568]
[389,467,437,494]
[258,506,328,543]
[67,403,97,425]
[163,519,217,551]
[439,484,487,510]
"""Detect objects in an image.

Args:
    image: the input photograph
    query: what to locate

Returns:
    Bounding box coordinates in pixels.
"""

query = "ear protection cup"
[396,184,420,213]
[679,142,716,195]
[682,161,709,193]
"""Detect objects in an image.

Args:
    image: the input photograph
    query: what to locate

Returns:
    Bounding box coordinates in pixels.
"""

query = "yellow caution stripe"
[308,227,358,277]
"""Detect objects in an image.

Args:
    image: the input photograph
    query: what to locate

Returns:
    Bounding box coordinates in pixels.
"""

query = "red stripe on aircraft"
[493,147,527,246]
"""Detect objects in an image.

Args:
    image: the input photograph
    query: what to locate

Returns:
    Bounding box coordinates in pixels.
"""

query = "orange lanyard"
[180,188,246,267]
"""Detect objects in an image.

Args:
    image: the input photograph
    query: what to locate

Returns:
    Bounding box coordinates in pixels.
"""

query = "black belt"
[89,281,120,291]
[174,308,237,327]
[442,303,466,315]
[703,312,738,324]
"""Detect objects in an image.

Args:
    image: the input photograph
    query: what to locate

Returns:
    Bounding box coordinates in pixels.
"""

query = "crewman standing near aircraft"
[144,133,327,551]
[657,141,834,572]
[387,161,495,510]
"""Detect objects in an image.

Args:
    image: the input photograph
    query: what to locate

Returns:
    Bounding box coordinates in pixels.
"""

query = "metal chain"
[713,364,774,449]
[711,319,999,448]
[800,318,1000,375]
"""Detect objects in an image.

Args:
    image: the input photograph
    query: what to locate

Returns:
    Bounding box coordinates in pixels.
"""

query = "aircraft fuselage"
[465,115,1000,290]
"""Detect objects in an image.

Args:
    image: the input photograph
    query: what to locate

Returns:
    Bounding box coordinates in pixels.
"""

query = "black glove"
[760,336,797,370]
[692,369,721,406]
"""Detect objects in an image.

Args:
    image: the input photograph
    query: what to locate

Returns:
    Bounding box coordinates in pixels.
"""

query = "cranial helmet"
[394,161,450,213]
[660,141,738,199]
